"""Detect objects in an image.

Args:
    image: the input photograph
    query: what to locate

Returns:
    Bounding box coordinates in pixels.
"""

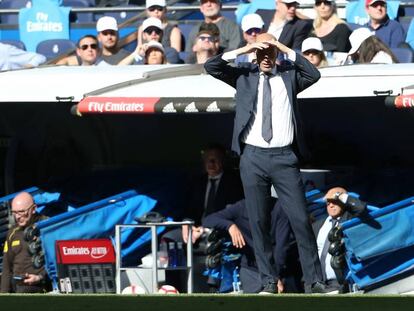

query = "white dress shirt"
[317,216,339,281]
[222,51,296,148]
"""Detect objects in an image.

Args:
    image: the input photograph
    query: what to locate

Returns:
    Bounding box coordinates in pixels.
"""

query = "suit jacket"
[204,53,321,158]
[202,198,294,277]
[256,10,312,51]
[185,171,244,226]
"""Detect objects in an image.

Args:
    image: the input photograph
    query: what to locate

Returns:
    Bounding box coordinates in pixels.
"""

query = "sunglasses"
[80,43,98,50]
[12,204,35,216]
[148,5,164,12]
[198,35,217,42]
[101,30,117,36]
[144,26,162,35]
[315,0,332,6]
[303,49,321,55]
[245,28,262,35]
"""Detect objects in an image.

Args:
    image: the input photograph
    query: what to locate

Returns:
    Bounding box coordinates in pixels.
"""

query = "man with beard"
[185,0,242,54]
[96,16,130,65]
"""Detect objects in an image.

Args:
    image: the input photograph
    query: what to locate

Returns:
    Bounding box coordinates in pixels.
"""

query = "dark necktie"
[262,74,273,143]
[205,178,217,217]
[320,218,338,281]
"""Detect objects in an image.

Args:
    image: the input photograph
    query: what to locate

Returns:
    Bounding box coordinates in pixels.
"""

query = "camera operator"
[1,192,49,293]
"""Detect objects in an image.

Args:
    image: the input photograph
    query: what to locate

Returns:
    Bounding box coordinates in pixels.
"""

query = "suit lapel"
[281,71,293,106]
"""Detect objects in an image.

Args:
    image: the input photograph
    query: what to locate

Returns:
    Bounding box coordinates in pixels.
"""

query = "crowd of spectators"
[1,0,413,70]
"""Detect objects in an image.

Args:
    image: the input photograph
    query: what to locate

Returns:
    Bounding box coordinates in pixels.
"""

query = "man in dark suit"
[312,187,367,292]
[183,143,244,243]
[256,0,312,51]
[202,198,303,293]
[204,33,325,293]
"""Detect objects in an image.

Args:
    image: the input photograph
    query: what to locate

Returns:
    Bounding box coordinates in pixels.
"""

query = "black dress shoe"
[259,282,277,295]
[311,281,329,294]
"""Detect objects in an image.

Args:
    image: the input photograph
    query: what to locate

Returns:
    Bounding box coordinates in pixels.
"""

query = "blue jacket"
[202,199,295,277]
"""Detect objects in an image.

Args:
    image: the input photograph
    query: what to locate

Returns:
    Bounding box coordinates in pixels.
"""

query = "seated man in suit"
[202,198,303,293]
[257,0,311,50]
[313,187,367,292]
[183,143,244,243]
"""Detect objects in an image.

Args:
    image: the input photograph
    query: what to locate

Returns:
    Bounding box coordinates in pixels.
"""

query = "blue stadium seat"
[391,47,414,63]
[63,0,94,23]
[0,40,26,50]
[36,39,77,61]
[0,0,32,24]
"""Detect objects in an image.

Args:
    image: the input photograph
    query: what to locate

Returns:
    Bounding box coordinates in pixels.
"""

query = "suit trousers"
[240,144,323,287]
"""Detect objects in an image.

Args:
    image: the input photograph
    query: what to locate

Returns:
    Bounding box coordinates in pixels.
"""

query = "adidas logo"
[162,102,177,113]
[184,102,199,113]
[206,101,220,112]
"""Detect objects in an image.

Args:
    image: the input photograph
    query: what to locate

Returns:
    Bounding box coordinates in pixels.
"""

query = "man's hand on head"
[268,39,292,55]
[240,42,271,55]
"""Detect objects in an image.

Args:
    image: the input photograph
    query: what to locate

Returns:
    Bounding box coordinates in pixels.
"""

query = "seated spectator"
[312,0,351,52]
[236,13,265,64]
[312,187,367,292]
[203,198,303,293]
[0,42,46,71]
[136,0,183,52]
[258,0,311,50]
[364,0,405,48]
[96,16,130,65]
[185,0,242,54]
[188,23,220,64]
[120,17,181,64]
[57,35,109,66]
[347,27,398,64]
[301,37,328,68]
[143,41,167,64]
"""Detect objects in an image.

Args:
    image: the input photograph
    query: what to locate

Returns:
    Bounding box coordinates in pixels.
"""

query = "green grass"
[0,294,414,311]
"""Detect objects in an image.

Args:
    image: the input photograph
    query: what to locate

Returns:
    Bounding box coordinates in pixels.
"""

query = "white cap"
[142,17,163,31]
[301,37,323,53]
[146,0,166,8]
[348,28,374,55]
[281,0,299,3]
[241,13,264,32]
[145,41,165,53]
[96,16,118,32]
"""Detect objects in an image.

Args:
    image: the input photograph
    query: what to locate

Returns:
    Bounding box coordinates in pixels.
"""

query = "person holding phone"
[1,192,49,293]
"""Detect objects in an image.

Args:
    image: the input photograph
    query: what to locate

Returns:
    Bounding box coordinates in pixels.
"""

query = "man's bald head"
[324,187,347,201]
[11,192,36,228]
[256,33,276,44]
[255,33,278,73]
[324,187,347,219]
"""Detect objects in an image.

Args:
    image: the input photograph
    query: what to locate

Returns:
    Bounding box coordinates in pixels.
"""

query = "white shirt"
[371,51,394,64]
[0,43,46,71]
[317,216,339,281]
[222,51,296,148]
[267,20,287,40]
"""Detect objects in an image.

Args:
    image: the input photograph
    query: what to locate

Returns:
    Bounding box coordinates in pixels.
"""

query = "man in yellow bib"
[1,192,48,293]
